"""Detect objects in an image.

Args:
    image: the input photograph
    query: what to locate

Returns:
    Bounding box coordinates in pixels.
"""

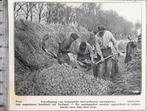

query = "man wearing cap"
[93,26,119,80]
[57,33,79,64]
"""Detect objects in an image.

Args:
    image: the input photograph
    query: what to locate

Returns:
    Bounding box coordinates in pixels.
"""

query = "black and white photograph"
[14,2,142,96]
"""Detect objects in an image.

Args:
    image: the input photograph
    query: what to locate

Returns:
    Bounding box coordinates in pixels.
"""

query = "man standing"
[137,34,141,50]
[93,26,119,80]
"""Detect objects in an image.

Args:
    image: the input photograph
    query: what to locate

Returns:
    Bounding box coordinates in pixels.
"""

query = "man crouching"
[76,41,94,70]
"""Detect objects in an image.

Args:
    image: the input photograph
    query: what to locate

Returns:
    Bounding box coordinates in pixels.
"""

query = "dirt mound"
[15,20,54,71]
[15,20,90,71]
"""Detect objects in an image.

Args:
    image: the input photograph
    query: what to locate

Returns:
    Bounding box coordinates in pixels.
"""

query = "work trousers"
[93,47,113,80]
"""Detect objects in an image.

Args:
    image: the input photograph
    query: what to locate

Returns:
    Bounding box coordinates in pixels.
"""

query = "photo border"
[8,0,147,110]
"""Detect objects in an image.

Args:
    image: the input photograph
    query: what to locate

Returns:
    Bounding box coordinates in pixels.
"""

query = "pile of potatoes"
[35,63,113,95]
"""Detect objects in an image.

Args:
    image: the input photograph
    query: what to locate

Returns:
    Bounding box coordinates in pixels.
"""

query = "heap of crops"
[111,50,141,95]
[16,62,113,95]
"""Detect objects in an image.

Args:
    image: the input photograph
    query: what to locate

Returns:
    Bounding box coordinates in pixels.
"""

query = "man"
[57,33,79,64]
[76,41,94,70]
[124,41,137,63]
[93,26,119,80]
[137,34,141,50]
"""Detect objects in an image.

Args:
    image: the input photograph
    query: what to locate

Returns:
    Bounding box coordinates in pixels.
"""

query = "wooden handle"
[95,55,113,65]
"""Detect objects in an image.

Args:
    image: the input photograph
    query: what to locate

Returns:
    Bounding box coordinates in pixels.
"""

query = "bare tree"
[35,3,45,23]
[45,3,66,24]
[46,3,54,23]
[21,2,36,21]
[14,2,25,19]
[30,3,36,21]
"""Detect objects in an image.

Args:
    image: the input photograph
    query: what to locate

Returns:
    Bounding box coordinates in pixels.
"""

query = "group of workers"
[57,26,120,80]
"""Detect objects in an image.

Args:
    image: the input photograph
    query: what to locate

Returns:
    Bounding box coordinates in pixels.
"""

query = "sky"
[67,2,142,24]
[101,3,142,24]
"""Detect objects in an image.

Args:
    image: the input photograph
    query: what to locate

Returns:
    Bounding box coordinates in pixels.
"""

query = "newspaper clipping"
[8,0,146,110]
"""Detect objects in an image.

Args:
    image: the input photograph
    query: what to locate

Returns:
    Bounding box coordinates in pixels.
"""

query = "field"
[15,20,141,95]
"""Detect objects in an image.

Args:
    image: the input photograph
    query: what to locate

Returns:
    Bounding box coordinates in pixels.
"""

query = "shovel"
[77,55,113,69]
[94,55,113,65]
